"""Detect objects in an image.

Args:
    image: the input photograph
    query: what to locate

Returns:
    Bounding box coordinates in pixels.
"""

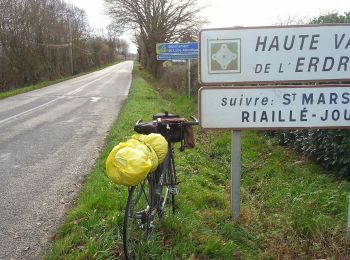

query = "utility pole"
[68,17,73,75]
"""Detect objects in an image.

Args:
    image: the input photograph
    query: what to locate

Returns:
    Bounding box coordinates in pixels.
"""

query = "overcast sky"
[66,0,350,53]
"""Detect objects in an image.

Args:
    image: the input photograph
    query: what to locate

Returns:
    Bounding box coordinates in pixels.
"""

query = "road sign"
[156,42,198,97]
[156,42,198,55]
[199,85,350,129]
[199,24,350,85]
[156,53,198,60]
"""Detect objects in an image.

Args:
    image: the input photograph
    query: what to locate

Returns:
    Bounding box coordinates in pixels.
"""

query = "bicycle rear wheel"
[123,178,156,259]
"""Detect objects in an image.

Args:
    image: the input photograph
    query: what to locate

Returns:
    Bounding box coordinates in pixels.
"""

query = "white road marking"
[0,153,11,161]
[0,97,63,126]
[0,75,107,126]
[90,97,101,102]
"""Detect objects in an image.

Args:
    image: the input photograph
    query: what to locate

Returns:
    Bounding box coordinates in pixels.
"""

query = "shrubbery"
[160,65,187,91]
[160,61,200,94]
[267,12,350,179]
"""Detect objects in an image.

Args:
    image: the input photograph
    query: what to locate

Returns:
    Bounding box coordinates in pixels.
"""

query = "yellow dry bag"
[106,133,167,186]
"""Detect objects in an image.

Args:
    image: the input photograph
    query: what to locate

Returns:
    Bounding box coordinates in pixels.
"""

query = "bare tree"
[104,0,206,76]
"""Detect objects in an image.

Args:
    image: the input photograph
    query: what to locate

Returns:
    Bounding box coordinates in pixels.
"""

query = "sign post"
[199,24,350,226]
[188,59,191,97]
[156,42,198,97]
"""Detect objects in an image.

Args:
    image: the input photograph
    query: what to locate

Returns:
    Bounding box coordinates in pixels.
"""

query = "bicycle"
[122,112,198,259]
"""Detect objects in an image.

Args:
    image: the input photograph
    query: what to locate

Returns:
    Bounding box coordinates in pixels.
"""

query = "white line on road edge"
[0,74,108,126]
[90,97,102,102]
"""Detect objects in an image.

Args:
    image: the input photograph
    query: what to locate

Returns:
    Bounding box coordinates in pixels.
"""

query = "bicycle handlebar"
[134,116,198,127]
[134,115,198,150]
[182,116,199,126]
[135,119,143,125]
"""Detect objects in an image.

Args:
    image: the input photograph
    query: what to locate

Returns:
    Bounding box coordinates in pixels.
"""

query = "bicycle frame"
[147,143,175,214]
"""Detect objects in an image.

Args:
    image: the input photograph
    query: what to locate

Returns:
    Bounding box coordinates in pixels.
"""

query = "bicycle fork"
[155,172,178,209]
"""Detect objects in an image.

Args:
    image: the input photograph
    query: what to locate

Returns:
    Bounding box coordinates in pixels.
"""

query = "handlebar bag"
[160,118,195,148]
[183,125,195,149]
[134,122,157,135]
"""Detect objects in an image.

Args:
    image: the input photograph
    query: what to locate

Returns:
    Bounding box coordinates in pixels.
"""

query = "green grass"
[0,61,121,100]
[46,64,350,259]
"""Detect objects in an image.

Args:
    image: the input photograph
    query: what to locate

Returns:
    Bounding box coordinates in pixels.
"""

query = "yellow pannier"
[132,133,168,163]
[106,134,167,186]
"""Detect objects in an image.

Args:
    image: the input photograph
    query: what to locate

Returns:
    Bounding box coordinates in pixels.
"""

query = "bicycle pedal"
[169,187,179,195]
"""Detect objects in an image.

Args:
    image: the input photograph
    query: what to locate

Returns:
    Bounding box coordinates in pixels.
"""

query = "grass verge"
[0,61,121,100]
[46,63,350,259]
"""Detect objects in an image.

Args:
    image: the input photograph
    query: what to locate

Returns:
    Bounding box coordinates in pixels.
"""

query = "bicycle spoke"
[140,181,150,206]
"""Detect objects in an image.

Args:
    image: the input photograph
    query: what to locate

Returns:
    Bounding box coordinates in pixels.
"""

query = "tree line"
[0,0,128,91]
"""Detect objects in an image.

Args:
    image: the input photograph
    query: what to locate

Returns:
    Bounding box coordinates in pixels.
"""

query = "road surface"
[0,61,133,259]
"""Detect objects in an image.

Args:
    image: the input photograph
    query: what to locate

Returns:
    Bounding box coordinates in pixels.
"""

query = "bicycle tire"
[168,152,176,214]
[123,179,156,259]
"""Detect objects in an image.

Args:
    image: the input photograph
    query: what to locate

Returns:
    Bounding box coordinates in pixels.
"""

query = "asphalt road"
[0,61,133,259]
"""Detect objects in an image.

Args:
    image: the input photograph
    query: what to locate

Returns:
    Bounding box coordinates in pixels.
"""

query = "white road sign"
[199,25,350,85]
[199,86,350,129]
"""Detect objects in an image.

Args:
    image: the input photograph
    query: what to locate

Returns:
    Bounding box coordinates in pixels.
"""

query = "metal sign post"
[188,59,191,97]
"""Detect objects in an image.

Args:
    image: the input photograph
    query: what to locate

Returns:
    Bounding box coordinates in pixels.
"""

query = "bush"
[160,61,200,94]
[266,12,350,179]
[267,129,350,178]
[160,65,187,91]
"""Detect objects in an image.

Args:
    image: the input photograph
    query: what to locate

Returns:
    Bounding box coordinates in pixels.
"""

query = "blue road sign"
[156,42,198,55]
[157,53,198,60]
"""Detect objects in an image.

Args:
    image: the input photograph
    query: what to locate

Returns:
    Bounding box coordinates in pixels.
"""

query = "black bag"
[157,123,183,142]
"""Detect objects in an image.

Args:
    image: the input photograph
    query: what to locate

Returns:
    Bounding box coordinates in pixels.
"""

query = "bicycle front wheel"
[158,151,176,215]
[123,179,156,259]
